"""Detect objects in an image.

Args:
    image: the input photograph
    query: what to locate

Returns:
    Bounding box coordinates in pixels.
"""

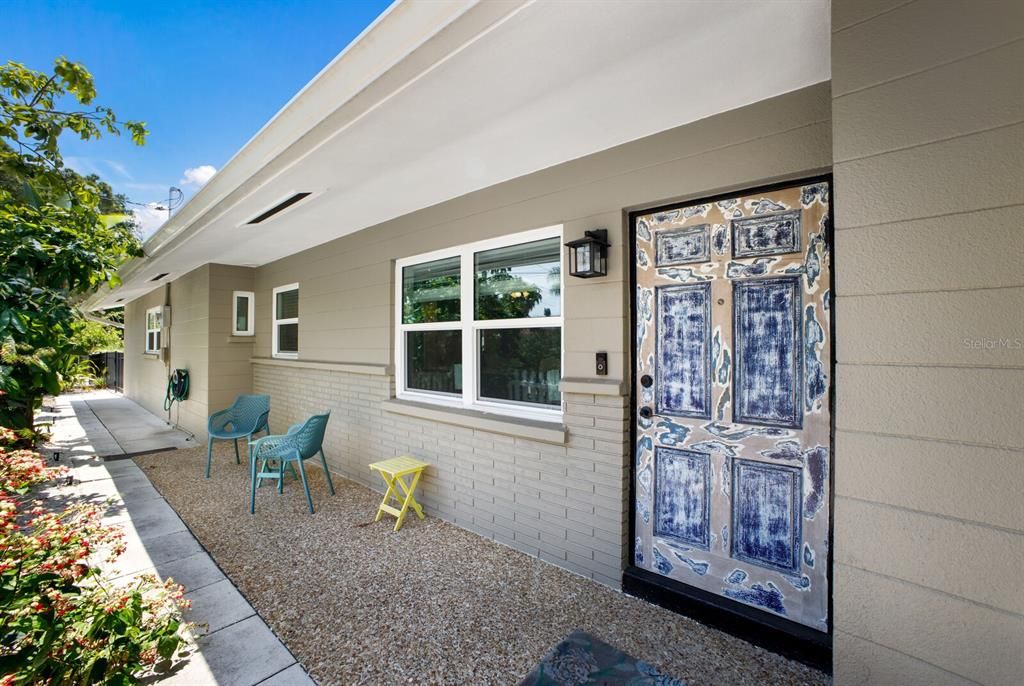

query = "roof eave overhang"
[85,0,830,311]
[86,0,523,309]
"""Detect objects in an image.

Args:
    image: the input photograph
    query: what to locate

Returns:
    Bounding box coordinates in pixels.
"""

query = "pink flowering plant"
[0,435,191,685]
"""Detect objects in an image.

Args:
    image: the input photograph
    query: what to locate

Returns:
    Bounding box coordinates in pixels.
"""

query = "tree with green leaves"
[0,58,147,430]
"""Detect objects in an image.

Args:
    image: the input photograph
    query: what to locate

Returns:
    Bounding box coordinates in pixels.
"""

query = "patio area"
[48,392,829,685]
[141,444,833,685]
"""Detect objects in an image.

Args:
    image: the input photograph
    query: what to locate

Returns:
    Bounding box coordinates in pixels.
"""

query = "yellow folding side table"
[368,456,429,531]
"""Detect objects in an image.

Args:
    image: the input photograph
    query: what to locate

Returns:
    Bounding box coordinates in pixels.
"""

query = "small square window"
[145,306,163,354]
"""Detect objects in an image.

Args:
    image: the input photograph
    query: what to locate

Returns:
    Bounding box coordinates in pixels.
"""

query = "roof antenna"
[153,186,184,219]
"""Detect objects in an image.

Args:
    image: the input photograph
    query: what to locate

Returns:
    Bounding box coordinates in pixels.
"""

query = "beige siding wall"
[249,84,832,586]
[207,264,256,415]
[124,288,168,418]
[123,265,212,441]
[831,1,1024,684]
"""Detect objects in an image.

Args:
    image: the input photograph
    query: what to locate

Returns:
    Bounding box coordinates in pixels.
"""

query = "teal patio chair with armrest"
[206,394,271,479]
[249,411,335,514]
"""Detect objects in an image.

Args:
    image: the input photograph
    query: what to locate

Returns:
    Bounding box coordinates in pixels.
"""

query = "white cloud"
[179,165,217,187]
[133,202,167,238]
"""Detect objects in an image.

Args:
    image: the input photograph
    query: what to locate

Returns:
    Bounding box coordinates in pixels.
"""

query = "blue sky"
[5,0,391,235]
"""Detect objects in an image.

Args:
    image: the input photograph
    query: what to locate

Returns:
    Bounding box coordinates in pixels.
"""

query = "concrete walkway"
[42,392,314,686]
[37,389,196,458]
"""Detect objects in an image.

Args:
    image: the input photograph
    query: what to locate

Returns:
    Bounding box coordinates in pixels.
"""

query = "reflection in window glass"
[235,295,249,332]
[403,257,460,324]
[277,323,298,353]
[276,288,298,320]
[406,330,461,394]
[479,328,560,406]
[146,308,162,352]
[475,238,560,320]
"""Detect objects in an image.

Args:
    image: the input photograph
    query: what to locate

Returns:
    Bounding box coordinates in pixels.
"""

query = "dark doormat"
[519,631,685,685]
[102,447,178,461]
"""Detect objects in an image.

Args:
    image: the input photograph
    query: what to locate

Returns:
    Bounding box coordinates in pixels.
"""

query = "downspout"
[163,282,173,417]
[160,283,194,442]
[162,282,171,378]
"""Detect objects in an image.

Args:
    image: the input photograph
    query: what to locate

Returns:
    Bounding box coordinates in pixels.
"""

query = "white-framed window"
[145,306,163,354]
[395,226,563,421]
[232,291,255,336]
[272,283,299,359]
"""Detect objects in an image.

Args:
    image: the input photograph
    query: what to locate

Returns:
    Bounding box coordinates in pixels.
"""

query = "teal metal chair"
[206,395,271,479]
[249,411,335,514]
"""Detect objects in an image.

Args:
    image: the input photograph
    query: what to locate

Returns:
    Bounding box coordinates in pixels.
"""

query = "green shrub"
[0,436,191,684]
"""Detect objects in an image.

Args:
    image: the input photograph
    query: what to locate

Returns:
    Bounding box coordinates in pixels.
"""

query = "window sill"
[227,335,255,343]
[381,399,567,445]
[143,352,161,358]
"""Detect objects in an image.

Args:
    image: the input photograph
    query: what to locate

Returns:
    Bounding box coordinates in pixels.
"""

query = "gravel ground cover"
[135,446,829,686]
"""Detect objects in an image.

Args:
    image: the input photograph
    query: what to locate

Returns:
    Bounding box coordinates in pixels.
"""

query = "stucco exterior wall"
[830,1,1024,683]
[246,84,832,587]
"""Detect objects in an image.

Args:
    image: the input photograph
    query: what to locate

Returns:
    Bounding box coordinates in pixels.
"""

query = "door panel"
[633,180,831,632]
[733,277,802,428]
[656,284,712,418]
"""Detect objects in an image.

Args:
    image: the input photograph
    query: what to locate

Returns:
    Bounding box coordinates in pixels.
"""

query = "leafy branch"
[0,58,147,429]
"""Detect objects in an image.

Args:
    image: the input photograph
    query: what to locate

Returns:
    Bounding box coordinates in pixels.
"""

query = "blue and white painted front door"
[633,181,831,632]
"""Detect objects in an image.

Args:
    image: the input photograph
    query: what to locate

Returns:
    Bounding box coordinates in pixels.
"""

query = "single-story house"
[85,0,1024,682]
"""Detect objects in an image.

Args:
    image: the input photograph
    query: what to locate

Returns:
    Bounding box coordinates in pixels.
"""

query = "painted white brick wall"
[253,363,629,586]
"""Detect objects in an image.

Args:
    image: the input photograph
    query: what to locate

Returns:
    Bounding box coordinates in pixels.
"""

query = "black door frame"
[623,173,835,671]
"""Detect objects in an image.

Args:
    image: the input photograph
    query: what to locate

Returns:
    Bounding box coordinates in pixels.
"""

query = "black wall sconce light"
[565,229,610,278]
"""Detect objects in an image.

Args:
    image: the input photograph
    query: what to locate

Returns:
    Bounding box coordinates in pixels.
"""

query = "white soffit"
[94,0,829,308]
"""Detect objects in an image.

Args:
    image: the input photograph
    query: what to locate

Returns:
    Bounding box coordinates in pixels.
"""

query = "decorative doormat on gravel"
[134,445,830,686]
[519,630,685,685]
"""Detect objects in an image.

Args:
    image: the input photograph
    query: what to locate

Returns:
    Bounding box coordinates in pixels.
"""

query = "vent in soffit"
[247,192,311,225]
[149,272,169,282]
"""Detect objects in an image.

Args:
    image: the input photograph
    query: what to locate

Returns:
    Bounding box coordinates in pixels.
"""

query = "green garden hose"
[163,369,189,412]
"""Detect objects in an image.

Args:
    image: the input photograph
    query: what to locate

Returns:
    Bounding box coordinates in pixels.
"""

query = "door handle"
[639,406,653,419]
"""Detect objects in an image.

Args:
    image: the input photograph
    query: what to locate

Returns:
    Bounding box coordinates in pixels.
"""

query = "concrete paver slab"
[109,530,206,578]
[131,551,227,592]
[87,394,196,454]
[184,579,256,633]
[255,664,317,686]
[103,498,189,539]
[160,616,296,686]
[72,456,141,482]
[76,472,161,503]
